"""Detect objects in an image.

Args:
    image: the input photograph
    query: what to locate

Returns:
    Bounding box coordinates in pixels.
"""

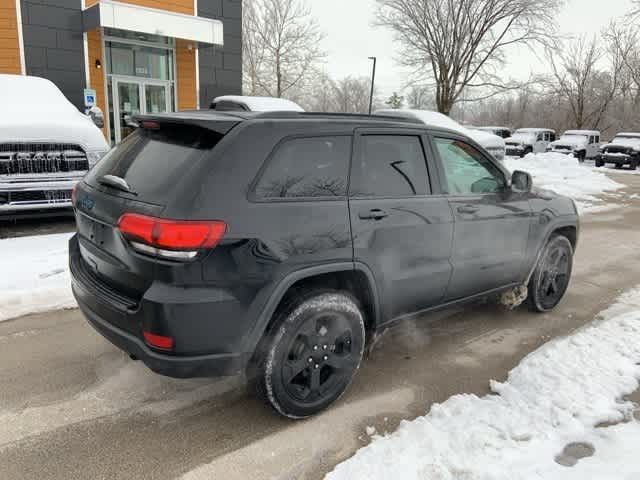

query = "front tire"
[595,158,604,167]
[257,290,366,419]
[528,235,573,313]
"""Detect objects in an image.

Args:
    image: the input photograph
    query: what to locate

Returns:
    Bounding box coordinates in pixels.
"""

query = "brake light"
[117,213,226,260]
[143,331,174,350]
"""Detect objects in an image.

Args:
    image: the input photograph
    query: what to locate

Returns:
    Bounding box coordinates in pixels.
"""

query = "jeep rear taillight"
[117,213,226,260]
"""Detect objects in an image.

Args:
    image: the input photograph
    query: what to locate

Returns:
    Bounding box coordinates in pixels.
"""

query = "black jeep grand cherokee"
[70,111,579,418]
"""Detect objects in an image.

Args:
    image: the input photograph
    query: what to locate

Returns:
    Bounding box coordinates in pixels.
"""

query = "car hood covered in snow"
[0,74,108,151]
[374,109,505,152]
[549,138,587,150]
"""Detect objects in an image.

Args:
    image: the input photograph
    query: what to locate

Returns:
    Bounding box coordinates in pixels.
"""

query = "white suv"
[505,128,556,157]
[547,130,600,162]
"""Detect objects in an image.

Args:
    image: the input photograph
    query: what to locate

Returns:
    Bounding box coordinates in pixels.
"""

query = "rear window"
[85,124,221,203]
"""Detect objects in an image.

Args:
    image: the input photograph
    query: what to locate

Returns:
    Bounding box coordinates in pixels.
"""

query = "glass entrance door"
[113,79,171,143]
[144,83,169,114]
[114,81,141,143]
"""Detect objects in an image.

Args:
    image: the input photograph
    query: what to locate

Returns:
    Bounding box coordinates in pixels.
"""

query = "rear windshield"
[85,124,221,204]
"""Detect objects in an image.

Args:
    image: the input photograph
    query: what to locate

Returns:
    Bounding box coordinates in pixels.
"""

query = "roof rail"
[252,111,423,124]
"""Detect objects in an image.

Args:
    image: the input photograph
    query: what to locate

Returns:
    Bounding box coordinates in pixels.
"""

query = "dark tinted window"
[85,124,220,204]
[434,137,505,194]
[350,135,430,197]
[255,136,351,199]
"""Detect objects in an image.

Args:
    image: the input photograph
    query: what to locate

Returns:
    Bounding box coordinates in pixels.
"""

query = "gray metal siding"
[198,0,243,107]
[20,0,86,111]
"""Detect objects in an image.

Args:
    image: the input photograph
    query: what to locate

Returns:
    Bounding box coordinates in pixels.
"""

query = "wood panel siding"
[0,0,22,74]
[86,29,107,136]
[176,38,197,110]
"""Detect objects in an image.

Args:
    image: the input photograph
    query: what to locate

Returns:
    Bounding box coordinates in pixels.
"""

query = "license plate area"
[44,190,71,204]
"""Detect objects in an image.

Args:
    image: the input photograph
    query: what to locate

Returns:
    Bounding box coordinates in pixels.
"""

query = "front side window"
[255,136,351,199]
[350,135,430,197]
[434,138,505,195]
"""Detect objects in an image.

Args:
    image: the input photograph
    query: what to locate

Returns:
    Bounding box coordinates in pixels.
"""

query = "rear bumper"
[77,296,249,378]
[69,235,252,378]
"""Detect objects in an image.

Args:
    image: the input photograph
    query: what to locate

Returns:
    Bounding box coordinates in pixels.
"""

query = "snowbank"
[0,232,76,322]
[326,288,640,480]
[504,153,624,213]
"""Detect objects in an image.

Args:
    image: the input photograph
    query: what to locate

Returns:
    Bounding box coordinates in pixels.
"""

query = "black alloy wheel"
[258,290,365,418]
[528,235,573,312]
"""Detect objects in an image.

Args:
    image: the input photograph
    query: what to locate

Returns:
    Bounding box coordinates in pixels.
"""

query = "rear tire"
[528,235,573,313]
[255,290,366,419]
[630,159,639,170]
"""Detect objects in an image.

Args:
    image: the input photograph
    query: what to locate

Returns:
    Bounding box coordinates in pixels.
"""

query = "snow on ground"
[0,232,76,322]
[326,288,640,480]
[504,153,625,213]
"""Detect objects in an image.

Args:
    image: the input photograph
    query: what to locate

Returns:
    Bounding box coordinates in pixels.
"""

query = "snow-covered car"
[210,95,304,112]
[374,109,506,161]
[595,132,640,170]
[0,74,109,216]
[546,130,600,161]
[473,126,512,139]
[505,128,556,157]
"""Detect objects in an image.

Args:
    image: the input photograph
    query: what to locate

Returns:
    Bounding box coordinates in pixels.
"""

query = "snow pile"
[326,288,640,480]
[0,232,76,322]
[504,152,624,212]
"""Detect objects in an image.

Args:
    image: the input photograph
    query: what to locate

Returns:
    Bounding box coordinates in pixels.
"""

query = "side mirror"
[87,106,104,128]
[511,170,532,193]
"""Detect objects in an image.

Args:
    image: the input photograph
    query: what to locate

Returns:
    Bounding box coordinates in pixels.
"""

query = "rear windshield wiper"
[98,175,137,195]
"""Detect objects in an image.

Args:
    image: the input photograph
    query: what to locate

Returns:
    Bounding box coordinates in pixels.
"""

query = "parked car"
[210,95,304,112]
[374,109,506,161]
[505,128,556,157]
[546,130,600,161]
[474,126,512,139]
[595,132,640,169]
[70,110,578,418]
[0,74,109,216]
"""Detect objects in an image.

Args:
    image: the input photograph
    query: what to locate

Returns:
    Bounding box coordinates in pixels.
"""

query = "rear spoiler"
[133,111,244,135]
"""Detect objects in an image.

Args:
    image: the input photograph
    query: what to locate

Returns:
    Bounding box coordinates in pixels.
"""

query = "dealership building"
[0,0,242,144]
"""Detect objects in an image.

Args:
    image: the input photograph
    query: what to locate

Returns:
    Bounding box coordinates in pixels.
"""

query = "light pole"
[368,56,377,115]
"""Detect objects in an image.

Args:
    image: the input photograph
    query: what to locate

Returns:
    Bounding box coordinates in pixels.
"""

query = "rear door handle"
[457,205,479,214]
[359,208,389,220]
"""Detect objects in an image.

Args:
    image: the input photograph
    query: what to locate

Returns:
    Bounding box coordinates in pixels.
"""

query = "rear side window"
[86,124,221,204]
[350,135,430,197]
[254,136,351,200]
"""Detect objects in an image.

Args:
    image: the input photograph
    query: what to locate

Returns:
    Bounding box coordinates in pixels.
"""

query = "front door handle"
[457,205,479,214]
[359,208,389,220]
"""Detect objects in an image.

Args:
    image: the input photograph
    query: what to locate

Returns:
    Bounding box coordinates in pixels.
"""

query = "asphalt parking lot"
[0,172,639,480]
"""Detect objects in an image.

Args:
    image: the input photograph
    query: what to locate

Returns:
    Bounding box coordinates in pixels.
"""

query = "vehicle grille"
[604,146,630,154]
[554,145,572,151]
[0,143,89,175]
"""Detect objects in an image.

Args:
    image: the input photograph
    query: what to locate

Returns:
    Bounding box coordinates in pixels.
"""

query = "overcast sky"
[309,0,635,99]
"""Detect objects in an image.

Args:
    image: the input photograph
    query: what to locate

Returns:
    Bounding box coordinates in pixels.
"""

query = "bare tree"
[406,85,433,109]
[549,36,623,129]
[332,76,373,113]
[375,0,562,114]
[242,0,325,98]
